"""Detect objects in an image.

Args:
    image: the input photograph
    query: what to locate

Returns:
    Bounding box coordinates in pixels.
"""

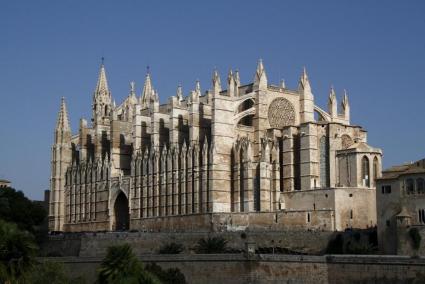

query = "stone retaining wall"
[43,254,425,284]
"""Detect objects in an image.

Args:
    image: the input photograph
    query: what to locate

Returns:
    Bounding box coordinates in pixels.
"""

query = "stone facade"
[376,158,425,255]
[49,60,382,233]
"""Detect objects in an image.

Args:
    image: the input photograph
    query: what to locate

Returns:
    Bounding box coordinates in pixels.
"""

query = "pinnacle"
[56,97,71,131]
[95,63,109,96]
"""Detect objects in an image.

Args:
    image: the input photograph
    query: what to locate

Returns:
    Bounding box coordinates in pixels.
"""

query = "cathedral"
[49,60,382,233]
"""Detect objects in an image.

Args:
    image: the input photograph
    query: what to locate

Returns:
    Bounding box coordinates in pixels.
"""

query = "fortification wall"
[44,254,425,284]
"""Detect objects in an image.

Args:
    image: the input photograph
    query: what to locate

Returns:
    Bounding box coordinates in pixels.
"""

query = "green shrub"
[195,237,228,254]
[158,242,184,254]
[409,228,422,250]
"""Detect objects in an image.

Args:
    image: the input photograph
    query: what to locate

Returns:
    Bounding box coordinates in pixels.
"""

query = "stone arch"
[113,191,130,231]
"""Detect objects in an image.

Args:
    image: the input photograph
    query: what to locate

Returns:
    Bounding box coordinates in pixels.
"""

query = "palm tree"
[97,243,159,284]
[0,219,37,283]
[195,237,228,254]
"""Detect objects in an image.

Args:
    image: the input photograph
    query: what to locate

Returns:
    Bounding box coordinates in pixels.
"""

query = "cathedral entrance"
[114,192,129,231]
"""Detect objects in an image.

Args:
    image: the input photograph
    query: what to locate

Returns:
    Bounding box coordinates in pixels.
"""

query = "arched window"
[362,156,370,187]
[406,178,414,194]
[104,105,108,116]
[320,136,329,188]
[417,178,425,194]
[373,157,379,181]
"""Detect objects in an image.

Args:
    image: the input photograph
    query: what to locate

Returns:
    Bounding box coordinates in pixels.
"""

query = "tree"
[0,187,46,233]
[97,244,159,284]
[0,219,37,283]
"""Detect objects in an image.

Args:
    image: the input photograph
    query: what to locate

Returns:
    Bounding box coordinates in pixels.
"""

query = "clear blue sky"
[0,1,424,200]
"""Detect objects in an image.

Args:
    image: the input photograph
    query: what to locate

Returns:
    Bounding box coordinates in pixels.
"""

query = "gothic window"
[319,136,330,188]
[361,156,370,187]
[417,178,425,194]
[104,106,108,116]
[373,157,379,181]
[406,179,414,194]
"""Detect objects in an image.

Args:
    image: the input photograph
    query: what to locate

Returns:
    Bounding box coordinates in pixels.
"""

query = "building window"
[417,178,425,194]
[307,212,311,223]
[381,185,391,194]
[361,156,370,187]
[406,179,415,194]
[350,210,353,219]
[419,209,425,224]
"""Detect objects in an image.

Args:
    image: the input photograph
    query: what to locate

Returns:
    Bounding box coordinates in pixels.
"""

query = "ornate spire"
[329,85,336,102]
[227,69,235,97]
[56,97,71,132]
[280,79,286,89]
[234,69,240,86]
[140,70,154,107]
[94,62,110,97]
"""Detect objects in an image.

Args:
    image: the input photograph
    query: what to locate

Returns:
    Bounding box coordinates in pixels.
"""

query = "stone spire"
[94,63,110,98]
[56,97,71,133]
[280,79,286,89]
[212,69,222,94]
[253,59,267,90]
[140,70,154,108]
[92,61,112,125]
[328,86,337,118]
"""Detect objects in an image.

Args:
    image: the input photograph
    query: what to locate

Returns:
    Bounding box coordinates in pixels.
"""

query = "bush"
[158,242,184,254]
[409,228,422,250]
[145,262,186,284]
[195,237,228,254]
